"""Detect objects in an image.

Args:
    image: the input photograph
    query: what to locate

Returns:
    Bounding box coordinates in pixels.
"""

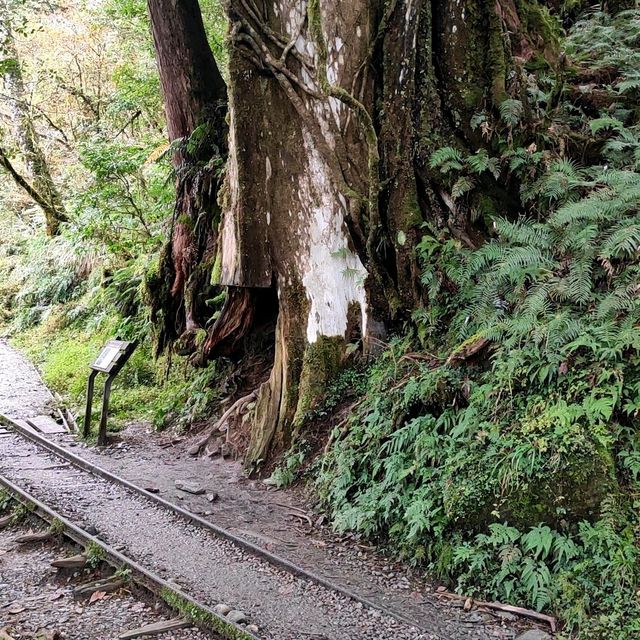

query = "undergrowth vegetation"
[0,0,228,432]
[318,8,640,638]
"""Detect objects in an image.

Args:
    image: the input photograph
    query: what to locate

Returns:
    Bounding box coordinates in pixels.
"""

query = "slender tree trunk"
[0,3,66,235]
[146,0,229,354]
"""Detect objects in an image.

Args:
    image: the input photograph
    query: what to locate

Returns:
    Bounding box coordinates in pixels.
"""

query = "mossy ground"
[12,317,165,430]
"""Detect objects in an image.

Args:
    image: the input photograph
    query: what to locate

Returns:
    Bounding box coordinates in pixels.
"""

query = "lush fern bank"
[315,9,640,639]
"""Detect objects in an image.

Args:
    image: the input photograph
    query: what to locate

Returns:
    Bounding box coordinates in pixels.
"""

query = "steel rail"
[0,412,426,632]
[0,472,259,640]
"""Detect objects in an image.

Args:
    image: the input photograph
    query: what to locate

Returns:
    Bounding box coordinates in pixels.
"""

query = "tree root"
[188,389,258,456]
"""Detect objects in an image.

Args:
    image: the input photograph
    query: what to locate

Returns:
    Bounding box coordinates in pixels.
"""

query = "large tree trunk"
[218,0,561,469]
[147,0,229,355]
[145,0,563,469]
[0,2,67,235]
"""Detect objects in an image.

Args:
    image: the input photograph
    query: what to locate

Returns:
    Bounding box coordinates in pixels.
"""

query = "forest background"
[1,1,640,638]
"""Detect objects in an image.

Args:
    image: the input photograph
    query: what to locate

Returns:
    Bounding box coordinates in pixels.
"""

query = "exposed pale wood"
[480,602,557,632]
[118,618,191,639]
[436,591,557,632]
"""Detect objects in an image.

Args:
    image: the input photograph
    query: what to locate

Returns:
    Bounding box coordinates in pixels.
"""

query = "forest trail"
[0,339,53,419]
[0,342,542,639]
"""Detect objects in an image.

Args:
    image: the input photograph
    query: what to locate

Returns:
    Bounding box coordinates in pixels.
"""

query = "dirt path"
[0,340,53,419]
[0,341,546,640]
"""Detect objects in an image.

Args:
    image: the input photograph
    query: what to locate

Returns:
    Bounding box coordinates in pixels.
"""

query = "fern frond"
[430,147,464,173]
[499,99,524,127]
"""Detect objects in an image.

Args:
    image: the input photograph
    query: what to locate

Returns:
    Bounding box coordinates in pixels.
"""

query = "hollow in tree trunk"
[219,0,562,470]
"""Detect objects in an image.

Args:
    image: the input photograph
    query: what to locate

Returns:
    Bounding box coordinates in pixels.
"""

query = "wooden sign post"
[83,339,137,446]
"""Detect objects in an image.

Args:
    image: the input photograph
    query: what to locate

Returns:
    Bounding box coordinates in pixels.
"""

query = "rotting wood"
[51,553,87,569]
[13,530,55,544]
[117,618,191,640]
[0,514,13,530]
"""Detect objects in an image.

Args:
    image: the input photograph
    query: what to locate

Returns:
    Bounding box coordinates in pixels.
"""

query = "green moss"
[160,589,255,640]
[487,14,508,106]
[176,214,194,231]
[50,518,66,534]
[293,336,345,430]
[402,184,423,228]
[210,251,222,285]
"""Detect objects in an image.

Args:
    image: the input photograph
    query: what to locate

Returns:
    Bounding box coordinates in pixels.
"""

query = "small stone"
[515,631,552,640]
[206,492,219,503]
[220,443,232,458]
[187,444,201,456]
[144,486,159,494]
[174,480,205,495]
[226,610,247,624]
[246,624,259,633]
[214,604,231,616]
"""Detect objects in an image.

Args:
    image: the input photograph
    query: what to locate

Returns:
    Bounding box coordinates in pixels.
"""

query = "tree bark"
[145,0,562,469]
[216,0,562,470]
[147,0,229,355]
[0,2,67,235]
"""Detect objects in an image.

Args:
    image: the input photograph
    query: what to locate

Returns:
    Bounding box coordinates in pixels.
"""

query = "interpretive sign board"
[91,339,134,374]
[84,339,137,445]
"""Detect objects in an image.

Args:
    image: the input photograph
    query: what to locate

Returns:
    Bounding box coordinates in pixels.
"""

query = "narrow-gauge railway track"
[0,414,519,640]
[0,481,229,640]
[0,415,444,640]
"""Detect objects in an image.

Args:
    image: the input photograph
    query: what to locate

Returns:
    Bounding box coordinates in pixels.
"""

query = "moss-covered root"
[292,336,345,430]
[161,589,257,640]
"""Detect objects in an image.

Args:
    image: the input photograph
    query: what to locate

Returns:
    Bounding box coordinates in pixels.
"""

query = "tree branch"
[0,145,67,223]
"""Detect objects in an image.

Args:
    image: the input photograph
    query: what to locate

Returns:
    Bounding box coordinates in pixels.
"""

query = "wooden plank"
[118,619,191,640]
[51,553,87,569]
[74,577,125,598]
[28,415,67,434]
[13,530,54,544]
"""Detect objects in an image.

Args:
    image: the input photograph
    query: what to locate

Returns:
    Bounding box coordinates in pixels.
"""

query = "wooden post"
[83,370,98,438]
[98,375,114,447]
